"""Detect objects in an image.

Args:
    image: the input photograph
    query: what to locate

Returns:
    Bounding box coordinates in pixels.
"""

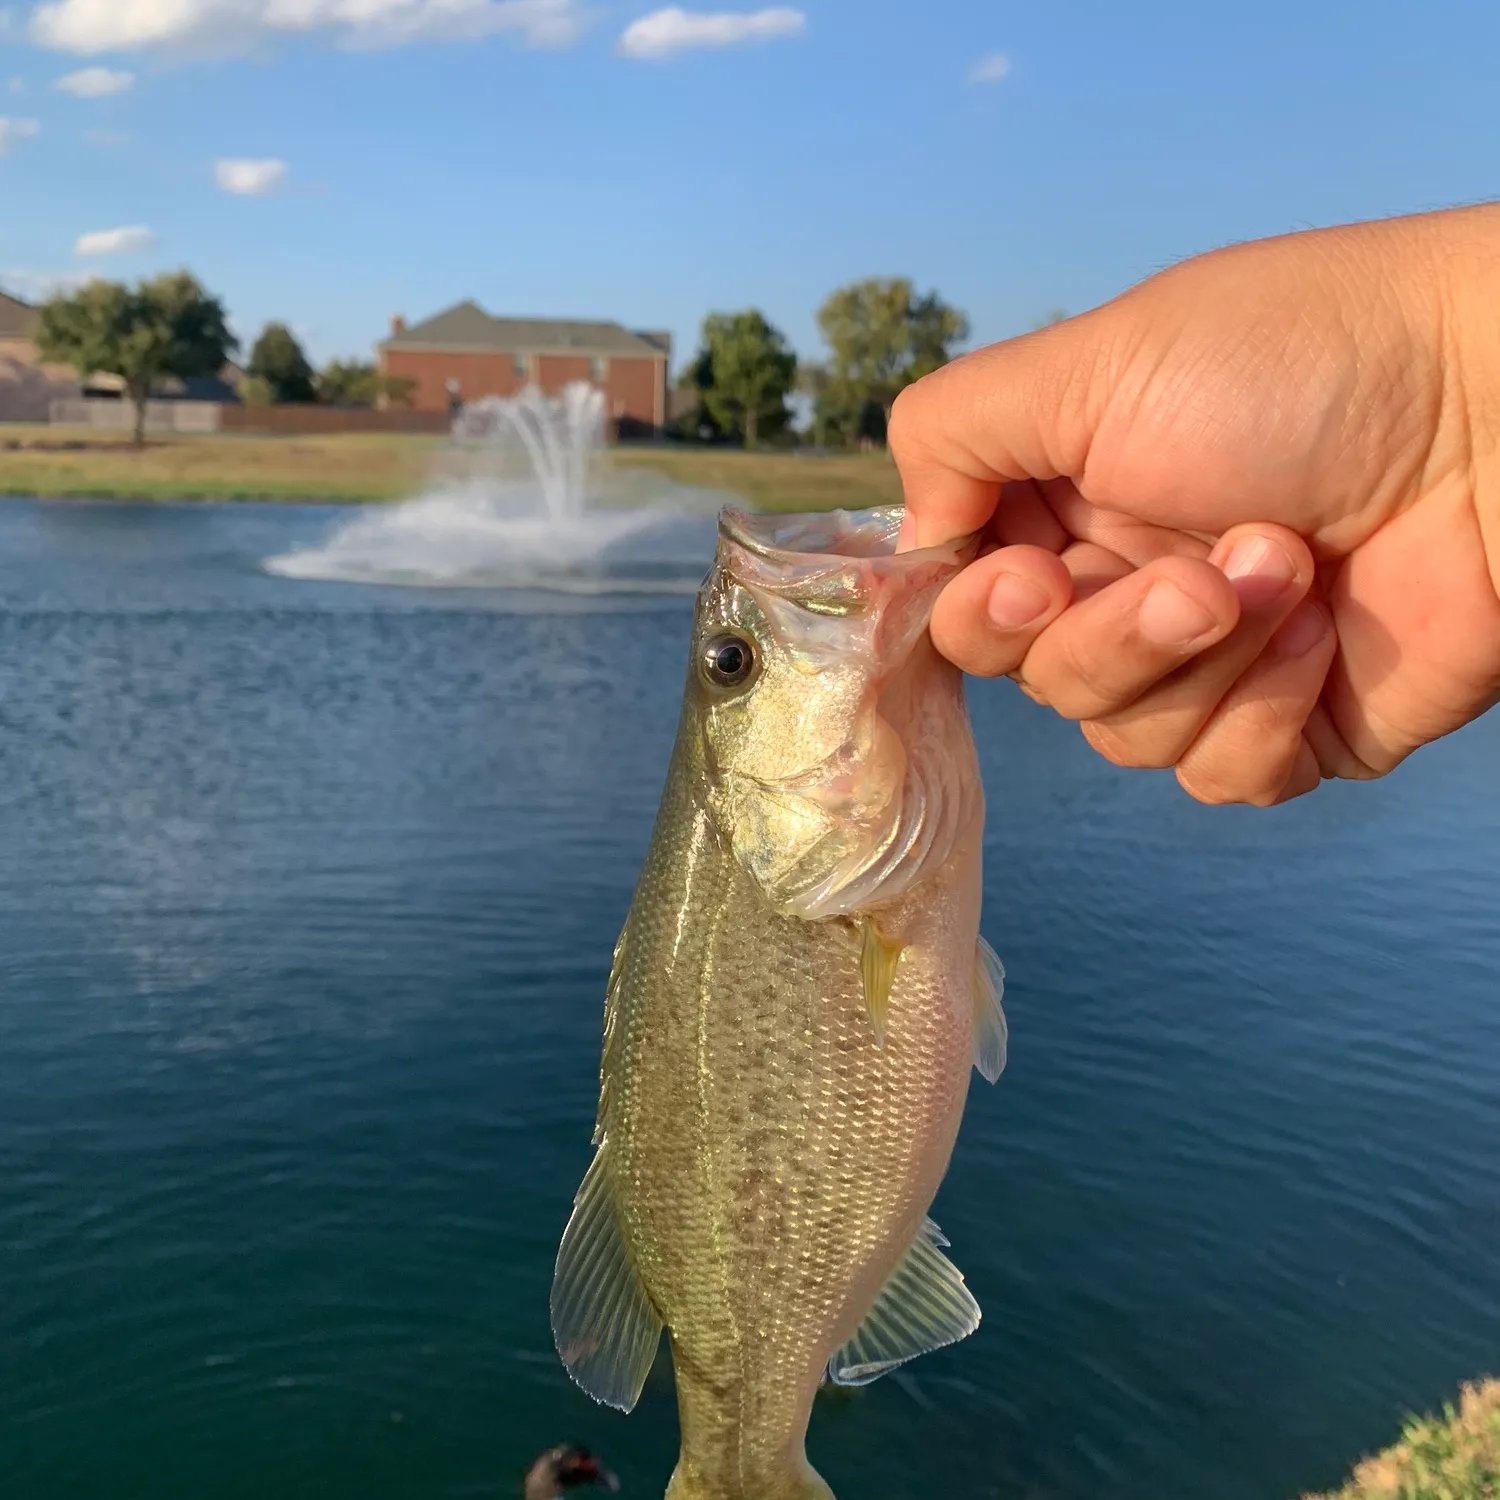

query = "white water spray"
[265,383,721,593]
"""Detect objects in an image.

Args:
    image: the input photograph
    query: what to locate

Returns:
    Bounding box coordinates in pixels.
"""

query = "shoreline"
[0,427,904,513]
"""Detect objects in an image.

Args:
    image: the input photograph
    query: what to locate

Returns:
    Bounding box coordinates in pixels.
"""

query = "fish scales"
[552,508,1007,1500]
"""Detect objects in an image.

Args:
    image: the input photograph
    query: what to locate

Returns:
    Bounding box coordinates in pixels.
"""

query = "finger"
[1273,739,1324,805]
[1013,555,1242,720]
[890,322,1105,548]
[1302,702,1384,782]
[1072,524,1316,763]
[1040,478,1216,564]
[1169,600,1338,806]
[1059,540,1133,603]
[992,480,1072,553]
[929,546,1073,678]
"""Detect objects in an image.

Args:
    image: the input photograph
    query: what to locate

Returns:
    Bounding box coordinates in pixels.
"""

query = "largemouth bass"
[551,507,1007,1500]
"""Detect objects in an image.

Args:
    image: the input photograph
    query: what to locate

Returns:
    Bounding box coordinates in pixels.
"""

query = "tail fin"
[665,1462,835,1500]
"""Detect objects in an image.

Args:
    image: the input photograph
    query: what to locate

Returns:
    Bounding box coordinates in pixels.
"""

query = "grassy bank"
[0,426,903,511]
[1305,1380,1500,1500]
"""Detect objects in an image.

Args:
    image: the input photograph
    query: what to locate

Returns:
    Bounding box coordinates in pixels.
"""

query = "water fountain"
[265,382,722,593]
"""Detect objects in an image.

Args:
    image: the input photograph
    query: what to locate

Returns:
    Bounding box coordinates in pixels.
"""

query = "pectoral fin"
[825,1217,981,1387]
[550,1147,663,1413]
[859,917,904,1046]
[972,936,1008,1084]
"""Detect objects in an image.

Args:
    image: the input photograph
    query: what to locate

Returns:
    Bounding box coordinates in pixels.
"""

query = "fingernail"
[1271,601,1329,658]
[1214,535,1298,609]
[1138,579,1218,647]
[987,572,1051,630]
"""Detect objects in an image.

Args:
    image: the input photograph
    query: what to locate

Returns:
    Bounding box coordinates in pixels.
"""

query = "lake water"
[1,497,1496,1500]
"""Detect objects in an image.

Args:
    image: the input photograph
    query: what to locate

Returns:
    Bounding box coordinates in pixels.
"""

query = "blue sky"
[0,0,1496,370]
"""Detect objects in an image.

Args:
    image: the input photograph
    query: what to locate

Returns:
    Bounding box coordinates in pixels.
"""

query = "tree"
[315,359,416,410]
[816,277,970,441]
[35,271,236,447]
[686,310,797,448]
[317,359,380,407]
[795,361,856,449]
[248,322,316,404]
[379,374,417,410]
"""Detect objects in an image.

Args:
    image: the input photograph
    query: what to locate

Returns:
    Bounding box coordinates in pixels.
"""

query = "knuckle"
[1177,732,1302,807]
[886,385,923,457]
[1040,632,1124,720]
[1081,719,1180,770]
[1175,763,1247,807]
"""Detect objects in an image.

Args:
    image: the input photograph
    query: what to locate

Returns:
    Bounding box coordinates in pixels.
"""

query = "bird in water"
[523,1445,621,1500]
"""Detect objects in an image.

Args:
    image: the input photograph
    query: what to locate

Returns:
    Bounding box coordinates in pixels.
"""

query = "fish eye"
[700,632,758,691]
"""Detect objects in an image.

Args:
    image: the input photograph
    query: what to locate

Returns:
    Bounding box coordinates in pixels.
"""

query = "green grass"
[0,426,903,511]
[0,426,440,502]
[1306,1381,1500,1500]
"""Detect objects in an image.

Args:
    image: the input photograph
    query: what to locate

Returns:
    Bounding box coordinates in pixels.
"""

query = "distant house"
[378,303,672,436]
[0,289,82,422]
[0,288,37,354]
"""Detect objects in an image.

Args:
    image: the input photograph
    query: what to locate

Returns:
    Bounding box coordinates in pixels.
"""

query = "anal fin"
[825,1217,981,1387]
[550,1146,663,1412]
[859,917,904,1046]
[972,935,1008,1084]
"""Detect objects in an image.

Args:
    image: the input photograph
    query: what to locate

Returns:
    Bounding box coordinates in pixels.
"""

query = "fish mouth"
[718,506,976,572]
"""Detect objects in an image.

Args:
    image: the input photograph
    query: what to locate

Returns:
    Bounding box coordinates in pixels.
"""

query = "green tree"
[315,359,416,410]
[687,310,797,448]
[248,322,316,404]
[816,277,970,441]
[379,374,418,410]
[795,361,855,449]
[35,271,236,447]
[317,358,380,407]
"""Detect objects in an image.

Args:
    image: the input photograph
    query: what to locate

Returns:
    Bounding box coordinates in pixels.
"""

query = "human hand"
[891,204,1500,805]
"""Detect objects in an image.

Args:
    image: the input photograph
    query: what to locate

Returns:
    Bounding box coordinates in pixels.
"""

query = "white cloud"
[55,64,134,94]
[215,157,287,195]
[75,225,156,256]
[29,0,584,55]
[8,76,24,93]
[618,6,804,58]
[82,126,128,145]
[968,52,1010,84]
[0,116,39,152]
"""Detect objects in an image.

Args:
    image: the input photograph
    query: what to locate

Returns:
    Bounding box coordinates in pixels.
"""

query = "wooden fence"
[219,405,449,436]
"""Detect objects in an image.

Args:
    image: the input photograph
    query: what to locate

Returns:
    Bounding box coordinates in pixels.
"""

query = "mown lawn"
[1306,1380,1500,1500]
[0,426,903,511]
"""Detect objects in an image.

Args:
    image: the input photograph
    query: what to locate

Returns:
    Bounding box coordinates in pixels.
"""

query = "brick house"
[0,289,83,422]
[377,302,672,436]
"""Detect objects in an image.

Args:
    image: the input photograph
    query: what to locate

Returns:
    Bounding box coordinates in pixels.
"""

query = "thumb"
[890,315,1111,549]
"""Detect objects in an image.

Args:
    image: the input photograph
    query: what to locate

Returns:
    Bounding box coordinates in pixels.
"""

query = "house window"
[513,353,528,379]
[591,356,608,382]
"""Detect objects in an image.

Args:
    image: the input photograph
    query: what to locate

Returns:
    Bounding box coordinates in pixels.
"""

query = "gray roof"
[0,290,36,340]
[381,301,669,360]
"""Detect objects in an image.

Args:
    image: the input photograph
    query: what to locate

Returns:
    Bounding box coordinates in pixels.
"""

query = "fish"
[551,506,1007,1500]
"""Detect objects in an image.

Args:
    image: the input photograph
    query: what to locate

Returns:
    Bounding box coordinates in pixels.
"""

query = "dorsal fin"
[550,1147,663,1412]
[972,936,1008,1084]
[825,1217,981,1387]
